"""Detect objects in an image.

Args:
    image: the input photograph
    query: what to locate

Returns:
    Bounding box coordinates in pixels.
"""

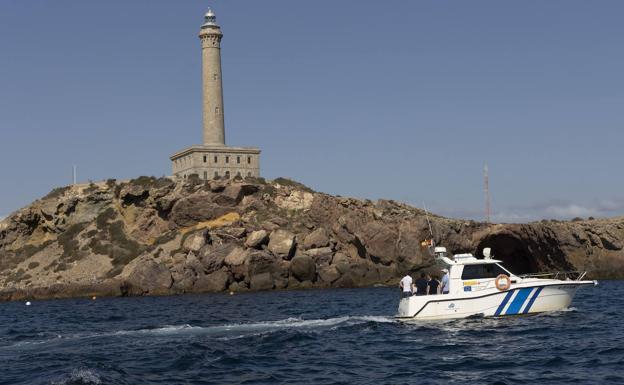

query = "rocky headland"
[0,176,622,301]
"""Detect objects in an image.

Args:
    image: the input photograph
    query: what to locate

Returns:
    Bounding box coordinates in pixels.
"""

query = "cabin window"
[461,264,509,280]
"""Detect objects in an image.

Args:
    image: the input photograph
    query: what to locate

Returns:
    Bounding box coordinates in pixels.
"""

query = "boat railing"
[519,271,587,281]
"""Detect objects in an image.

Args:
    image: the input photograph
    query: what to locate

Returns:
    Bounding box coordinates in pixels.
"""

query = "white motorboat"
[396,247,598,321]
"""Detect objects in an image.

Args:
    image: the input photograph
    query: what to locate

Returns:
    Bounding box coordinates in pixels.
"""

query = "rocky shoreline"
[0,176,622,301]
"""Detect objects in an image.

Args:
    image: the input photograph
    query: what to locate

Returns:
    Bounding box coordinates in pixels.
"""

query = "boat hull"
[396,282,594,321]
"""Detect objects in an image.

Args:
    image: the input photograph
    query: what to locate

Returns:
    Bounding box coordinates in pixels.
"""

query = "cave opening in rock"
[475,234,539,275]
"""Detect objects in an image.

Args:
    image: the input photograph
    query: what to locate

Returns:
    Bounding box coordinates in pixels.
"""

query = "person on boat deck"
[413,272,429,296]
[399,274,413,298]
[427,274,440,295]
[440,269,450,294]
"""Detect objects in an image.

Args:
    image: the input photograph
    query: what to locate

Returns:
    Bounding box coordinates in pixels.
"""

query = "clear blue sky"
[1,0,623,222]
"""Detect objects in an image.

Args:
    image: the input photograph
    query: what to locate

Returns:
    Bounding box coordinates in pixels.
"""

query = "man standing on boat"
[399,274,413,298]
[440,269,450,294]
[427,274,440,295]
[413,273,429,296]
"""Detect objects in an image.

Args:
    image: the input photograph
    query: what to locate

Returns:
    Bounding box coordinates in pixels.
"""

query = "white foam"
[50,368,101,385]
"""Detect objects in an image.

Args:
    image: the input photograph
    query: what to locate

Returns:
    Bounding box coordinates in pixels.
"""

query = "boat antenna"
[422,201,435,247]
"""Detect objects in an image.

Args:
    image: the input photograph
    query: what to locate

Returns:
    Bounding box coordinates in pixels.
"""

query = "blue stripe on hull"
[522,286,543,314]
[494,290,515,316]
[506,288,533,315]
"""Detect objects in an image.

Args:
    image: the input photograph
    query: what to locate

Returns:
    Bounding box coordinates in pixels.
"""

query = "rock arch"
[475,233,539,275]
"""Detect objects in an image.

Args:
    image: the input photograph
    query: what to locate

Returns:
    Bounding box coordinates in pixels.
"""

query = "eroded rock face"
[1,176,623,302]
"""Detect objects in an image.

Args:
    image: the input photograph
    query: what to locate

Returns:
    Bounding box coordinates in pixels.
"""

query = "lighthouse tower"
[199,9,225,146]
[170,9,261,180]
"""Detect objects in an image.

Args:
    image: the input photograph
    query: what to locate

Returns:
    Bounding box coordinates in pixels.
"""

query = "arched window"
[225,156,229,164]
[214,155,218,163]
[225,171,230,179]
[247,156,251,164]
[247,172,252,177]
[214,171,219,178]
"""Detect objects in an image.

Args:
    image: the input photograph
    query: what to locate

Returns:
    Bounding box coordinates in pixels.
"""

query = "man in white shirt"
[440,268,450,294]
[399,274,413,298]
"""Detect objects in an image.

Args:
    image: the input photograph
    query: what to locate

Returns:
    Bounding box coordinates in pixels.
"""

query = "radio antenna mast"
[423,201,435,247]
[484,162,491,223]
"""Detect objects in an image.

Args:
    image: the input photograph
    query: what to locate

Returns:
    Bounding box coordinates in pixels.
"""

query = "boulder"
[245,230,269,248]
[290,255,316,282]
[247,250,281,277]
[303,228,330,249]
[182,230,208,252]
[268,230,296,259]
[228,281,248,292]
[223,184,259,203]
[221,227,247,239]
[125,260,172,295]
[318,265,341,284]
[250,272,274,291]
[198,243,236,274]
[194,268,230,292]
[305,247,333,258]
[224,247,249,266]
[169,194,232,228]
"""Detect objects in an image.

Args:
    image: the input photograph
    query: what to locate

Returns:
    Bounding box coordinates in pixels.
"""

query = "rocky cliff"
[0,176,623,301]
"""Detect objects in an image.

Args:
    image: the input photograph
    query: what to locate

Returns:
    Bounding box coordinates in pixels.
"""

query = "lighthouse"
[170,9,261,180]
[199,9,225,146]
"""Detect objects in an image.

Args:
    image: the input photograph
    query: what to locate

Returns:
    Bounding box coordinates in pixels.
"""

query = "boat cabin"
[436,249,517,295]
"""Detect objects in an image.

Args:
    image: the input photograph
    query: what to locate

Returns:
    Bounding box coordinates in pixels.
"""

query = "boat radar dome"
[434,247,447,258]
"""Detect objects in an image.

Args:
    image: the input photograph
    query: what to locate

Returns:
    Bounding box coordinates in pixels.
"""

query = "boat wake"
[2,316,397,349]
[116,315,396,339]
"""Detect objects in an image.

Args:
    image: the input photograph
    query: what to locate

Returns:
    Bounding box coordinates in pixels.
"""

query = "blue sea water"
[0,281,622,385]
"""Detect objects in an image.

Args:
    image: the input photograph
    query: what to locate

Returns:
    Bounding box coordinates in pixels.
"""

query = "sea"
[0,281,622,385]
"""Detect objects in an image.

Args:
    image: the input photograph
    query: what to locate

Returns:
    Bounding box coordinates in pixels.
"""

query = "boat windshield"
[461,263,512,280]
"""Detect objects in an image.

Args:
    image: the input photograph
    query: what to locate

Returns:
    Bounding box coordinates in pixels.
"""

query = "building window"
[236,172,241,178]
[213,73,218,80]
[215,107,220,115]
[237,156,240,164]
[203,171,208,180]
[225,171,230,179]
[247,172,252,177]
[203,156,207,163]
[214,156,218,163]
[225,156,229,164]
[247,156,251,164]
[214,171,219,178]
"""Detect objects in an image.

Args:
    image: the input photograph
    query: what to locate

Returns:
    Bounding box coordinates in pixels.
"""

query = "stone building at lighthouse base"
[171,145,260,180]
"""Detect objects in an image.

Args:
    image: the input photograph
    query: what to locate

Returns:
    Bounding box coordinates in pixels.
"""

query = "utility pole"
[484,162,491,223]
